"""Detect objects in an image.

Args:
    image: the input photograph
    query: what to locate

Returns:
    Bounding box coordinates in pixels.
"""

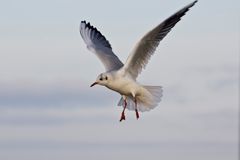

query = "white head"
[90,72,111,87]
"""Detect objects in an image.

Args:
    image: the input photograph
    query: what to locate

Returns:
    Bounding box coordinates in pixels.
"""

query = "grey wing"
[123,1,197,79]
[80,21,123,71]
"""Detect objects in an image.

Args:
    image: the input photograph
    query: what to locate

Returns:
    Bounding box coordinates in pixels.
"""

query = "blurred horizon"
[0,0,239,160]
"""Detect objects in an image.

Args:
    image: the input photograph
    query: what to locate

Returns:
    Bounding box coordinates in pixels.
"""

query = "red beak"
[90,82,98,87]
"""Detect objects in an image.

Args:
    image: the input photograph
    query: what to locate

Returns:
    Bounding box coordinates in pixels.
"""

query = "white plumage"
[79,1,197,121]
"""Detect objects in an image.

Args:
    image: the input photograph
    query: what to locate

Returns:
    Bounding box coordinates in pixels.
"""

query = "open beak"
[90,82,98,87]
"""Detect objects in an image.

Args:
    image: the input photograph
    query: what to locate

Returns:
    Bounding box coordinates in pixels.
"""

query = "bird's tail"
[117,86,163,112]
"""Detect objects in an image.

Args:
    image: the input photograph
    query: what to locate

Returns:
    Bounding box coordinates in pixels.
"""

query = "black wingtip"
[190,0,198,7]
[81,20,86,24]
[80,20,112,49]
[81,21,95,30]
[178,0,198,16]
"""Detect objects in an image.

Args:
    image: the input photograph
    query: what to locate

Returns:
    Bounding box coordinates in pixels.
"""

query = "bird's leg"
[119,98,127,122]
[134,98,139,119]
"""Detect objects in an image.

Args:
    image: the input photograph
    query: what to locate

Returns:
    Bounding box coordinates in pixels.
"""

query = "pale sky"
[0,0,239,160]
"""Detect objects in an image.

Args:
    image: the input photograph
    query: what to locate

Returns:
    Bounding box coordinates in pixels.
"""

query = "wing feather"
[80,21,123,71]
[123,1,197,79]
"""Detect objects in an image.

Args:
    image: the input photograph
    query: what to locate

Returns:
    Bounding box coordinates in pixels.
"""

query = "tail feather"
[117,86,163,112]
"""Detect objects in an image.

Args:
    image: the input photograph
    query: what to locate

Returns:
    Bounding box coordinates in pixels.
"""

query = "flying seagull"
[79,1,197,121]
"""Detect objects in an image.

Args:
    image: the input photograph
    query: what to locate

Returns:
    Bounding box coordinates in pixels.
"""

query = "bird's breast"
[106,78,140,96]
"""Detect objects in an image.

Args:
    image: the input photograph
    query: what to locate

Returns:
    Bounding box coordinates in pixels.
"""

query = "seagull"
[79,1,197,121]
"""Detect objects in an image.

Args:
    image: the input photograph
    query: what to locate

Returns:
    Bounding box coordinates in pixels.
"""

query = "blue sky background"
[0,0,239,160]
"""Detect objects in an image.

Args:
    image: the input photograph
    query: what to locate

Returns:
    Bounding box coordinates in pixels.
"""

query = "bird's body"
[79,1,197,121]
[104,70,161,110]
[105,70,139,96]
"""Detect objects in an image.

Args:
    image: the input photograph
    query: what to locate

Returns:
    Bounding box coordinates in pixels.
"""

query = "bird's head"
[90,73,110,87]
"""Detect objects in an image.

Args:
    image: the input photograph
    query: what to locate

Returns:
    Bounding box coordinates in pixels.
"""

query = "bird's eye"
[99,77,103,81]
[105,76,108,80]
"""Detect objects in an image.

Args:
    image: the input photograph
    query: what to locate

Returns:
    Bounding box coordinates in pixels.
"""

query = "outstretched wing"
[80,21,123,71]
[123,1,197,79]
